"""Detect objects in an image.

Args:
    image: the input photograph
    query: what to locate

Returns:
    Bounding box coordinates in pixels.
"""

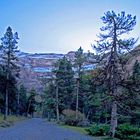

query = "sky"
[0,0,140,54]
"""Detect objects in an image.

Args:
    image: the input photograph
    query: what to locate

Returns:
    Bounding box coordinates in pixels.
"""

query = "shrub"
[118,115,132,124]
[115,124,140,140]
[77,119,90,127]
[62,109,84,126]
[86,124,109,136]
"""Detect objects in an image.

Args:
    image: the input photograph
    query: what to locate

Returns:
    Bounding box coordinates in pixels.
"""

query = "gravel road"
[0,118,94,140]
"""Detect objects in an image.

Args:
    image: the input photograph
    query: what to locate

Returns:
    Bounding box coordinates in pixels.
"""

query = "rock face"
[125,45,140,76]
[17,51,96,93]
[17,45,140,94]
[17,52,64,93]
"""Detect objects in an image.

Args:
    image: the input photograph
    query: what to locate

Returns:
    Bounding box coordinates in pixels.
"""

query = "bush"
[115,124,140,140]
[86,124,109,136]
[118,115,132,124]
[62,109,84,126]
[77,119,90,127]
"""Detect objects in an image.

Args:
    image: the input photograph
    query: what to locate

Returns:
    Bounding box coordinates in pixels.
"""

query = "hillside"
[17,51,96,93]
[17,45,140,94]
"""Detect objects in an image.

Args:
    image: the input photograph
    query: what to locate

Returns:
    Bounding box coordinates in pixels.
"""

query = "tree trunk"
[86,109,91,120]
[4,88,8,120]
[41,102,44,118]
[17,91,20,116]
[27,100,31,117]
[109,100,117,138]
[4,46,10,120]
[76,78,79,120]
[56,84,59,122]
[4,70,10,120]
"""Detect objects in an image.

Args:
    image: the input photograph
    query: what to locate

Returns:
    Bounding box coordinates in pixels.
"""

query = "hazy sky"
[0,0,140,53]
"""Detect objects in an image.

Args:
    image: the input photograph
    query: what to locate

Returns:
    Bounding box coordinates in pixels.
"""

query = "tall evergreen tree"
[0,65,18,115]
[44,81,56,119]
[74,47,85,119]
[27,89,36,117]
[54,56,74,121]
[92,11,137,137]
[18,85,27,115]
[0,66,6,112]
[0,26,19,120]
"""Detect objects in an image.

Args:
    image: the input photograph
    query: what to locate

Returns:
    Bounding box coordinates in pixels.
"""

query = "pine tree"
[74,47,85,119]
[0,27,19,120]
[27,89,36,117]
[0,65,18,115]
[54,56,74,122]
[18,85,27,115]
[93,11,137,137]
[44,82,56,120]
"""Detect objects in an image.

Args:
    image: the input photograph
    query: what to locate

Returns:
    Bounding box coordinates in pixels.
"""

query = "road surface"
[0,118,94,140]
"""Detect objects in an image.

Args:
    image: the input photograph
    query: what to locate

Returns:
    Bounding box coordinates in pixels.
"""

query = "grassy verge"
[60,125,104,140]
[0,115,27,128]
[60,125,88,135]
[60,125,120,140]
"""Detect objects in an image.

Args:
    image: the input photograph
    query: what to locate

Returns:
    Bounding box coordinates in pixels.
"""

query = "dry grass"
[0,114,26,127]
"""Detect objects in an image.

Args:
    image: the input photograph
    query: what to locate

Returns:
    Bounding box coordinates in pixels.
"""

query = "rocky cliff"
[17,51,96,93]
[17,45,140,94]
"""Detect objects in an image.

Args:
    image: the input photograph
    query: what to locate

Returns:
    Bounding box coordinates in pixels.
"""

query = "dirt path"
[0,118,94,140]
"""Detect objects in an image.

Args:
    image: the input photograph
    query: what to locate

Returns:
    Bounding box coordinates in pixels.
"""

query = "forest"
[0,11,140,140]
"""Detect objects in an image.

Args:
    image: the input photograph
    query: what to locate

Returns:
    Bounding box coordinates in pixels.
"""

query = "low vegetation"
[86,123,140,140]
[62,109,85,126]
[60,124,120,140]
[115,124,140,140]
[0,115,26,127]
[86,124,109,136]
[60,125,88,135]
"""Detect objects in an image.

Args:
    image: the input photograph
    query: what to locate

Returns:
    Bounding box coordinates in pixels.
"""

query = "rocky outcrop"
[17,51,96,93]
[17,45,140,94]
[17,52,64,93]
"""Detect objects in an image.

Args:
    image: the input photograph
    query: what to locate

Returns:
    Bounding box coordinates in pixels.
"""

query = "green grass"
[61,125,89,135]
[60,125,120,140]
[60,125,105,140]
[102,137,120,140]
[7,115,25,121]
[0,115,26,128]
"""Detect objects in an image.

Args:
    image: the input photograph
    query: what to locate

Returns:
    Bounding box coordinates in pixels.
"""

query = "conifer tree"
[0,27,19,120]
[74,47,85,119]
[93,11,137,137]
[27,89,36,117]
[18,85,27,115]
[54,56,74,121]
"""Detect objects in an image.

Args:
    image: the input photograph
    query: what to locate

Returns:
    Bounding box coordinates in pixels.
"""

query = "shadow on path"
[0,118,94,140]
